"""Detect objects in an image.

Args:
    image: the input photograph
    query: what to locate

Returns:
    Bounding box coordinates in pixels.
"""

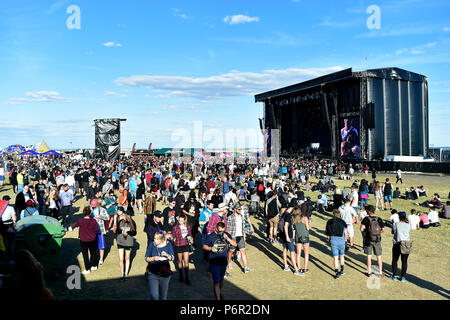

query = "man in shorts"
[339,198,358,250]
[265,192,281,244]
[360,205,385,277]
[326,209,348,279]
[226,203,253,273]
[203,222,237,300]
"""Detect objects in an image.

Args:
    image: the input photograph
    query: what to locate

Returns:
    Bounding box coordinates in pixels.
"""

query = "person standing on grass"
[145,232,175,300]
[383,178,393,210]
[374,181,384,211]
[203,221,237,300]
[359,179,369,210]
[226,203,253,274]
[90,198,110,266]
[390,211,411,282]
[326,209,348,279]
[171,214,193,285]
[360,205,385,277]
[73,206,99,275]
[396,169,403,184]
[59,184,74,231]
[115,206,137,281]
[266,191,281,244]
[105,190,117,232]
[293,208,310,275]
[339,198,358,250]
[280,206,301,275]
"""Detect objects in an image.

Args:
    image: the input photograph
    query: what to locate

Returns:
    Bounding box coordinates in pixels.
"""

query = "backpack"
[258,184,264,192]
[277,212,286,234]
[367,216,381,241]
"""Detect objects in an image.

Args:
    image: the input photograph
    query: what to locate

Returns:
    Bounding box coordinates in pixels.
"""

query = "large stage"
[255,67,429,161]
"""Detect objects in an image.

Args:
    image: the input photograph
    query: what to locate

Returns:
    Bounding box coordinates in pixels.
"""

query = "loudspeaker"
[365,102,375,128]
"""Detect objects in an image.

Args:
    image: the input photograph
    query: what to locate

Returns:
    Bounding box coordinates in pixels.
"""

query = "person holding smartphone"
[203,221,237,300]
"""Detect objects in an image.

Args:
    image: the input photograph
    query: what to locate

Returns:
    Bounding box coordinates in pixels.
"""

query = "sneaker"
[91,266,98,271]
[335,273,340,279]
[82,269,90,275]
[400,277,406,282]
[227,263,233,270]
[68,227,73,232]
[244,267,251,273]
[340,270,346,276]
[283,266,291,271]
[64,227,68,232]
[237,254,242,262]
[294,270,305,276]
[224,272,232,279]
[389,275,398,281]
[99,260,103,266]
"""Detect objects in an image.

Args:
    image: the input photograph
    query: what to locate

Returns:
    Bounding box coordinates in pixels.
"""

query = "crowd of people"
[0,155,448,300]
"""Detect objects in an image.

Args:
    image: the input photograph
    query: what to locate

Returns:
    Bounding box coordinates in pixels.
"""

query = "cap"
[2,195,11,201]
[218,203,228,211]
[234,203,241,210]
[26,199,36,206]
[153,210,162,218]
[398,211,407,218]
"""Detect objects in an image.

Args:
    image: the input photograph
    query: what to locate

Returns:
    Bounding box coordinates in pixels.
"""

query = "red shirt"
[419,214,429,225]
[74,217,99,242]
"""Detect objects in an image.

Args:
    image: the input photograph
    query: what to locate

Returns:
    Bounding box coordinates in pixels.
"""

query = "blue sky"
[0,0,449,150]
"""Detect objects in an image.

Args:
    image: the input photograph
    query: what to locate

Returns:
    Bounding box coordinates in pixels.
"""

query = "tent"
[5,145,25,153]
[40,150,61,156]
[37,140,50,153]
[19,150,38,156]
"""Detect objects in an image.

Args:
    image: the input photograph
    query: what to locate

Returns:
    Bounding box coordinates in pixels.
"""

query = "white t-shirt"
[408,214,420,230]
[350,190,359,207]
[359,210,368,222]
[390,213,400,224]
[0,168,4,176]
[1,206,16,222]
[235,213,243,237]
[339,205,357,225]
[428,211,439,224]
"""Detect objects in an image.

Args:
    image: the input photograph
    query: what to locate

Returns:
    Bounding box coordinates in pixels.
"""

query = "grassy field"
[1,173,449,300]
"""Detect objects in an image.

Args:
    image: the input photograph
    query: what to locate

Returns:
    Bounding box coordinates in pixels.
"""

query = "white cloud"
[104,91,128,98]
[395,42,437,56]
[443,27,450,32]
[223,14,260,25]
[115,66,343,99]
[103,41,122,47]
[4,91,73,104]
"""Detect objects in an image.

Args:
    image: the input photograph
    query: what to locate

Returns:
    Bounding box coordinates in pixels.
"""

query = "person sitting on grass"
[418,211,430,229]
[427,206,441,227]
[407,209,421,230]
[439,201,450,219]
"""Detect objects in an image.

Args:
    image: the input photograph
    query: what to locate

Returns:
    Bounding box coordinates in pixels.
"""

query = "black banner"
[94,119,121,160]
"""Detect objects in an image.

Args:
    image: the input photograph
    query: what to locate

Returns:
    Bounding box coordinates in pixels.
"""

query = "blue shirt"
[222,181,231,194]
[199,208,213,232]
[59,190,73,206]
[145,241,174,264]
[248,180,255,189]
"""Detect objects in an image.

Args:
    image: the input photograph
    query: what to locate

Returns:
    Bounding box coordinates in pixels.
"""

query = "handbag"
[399,240,413,254]
[153,246,173,277]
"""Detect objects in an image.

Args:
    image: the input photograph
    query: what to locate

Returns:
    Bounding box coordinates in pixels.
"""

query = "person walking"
[293,208,310,275]
[226,203,253,274]
[90,198,110,266]
[105,190,117,232]
[325,209,348,279]
[374,181,384,211]
[396,169,403,184]
[73,206,100,274]
[144,232,175,300]
[359,180,369,210]
[171,214,193,285]
[390,211,412,282]
[203,221,237,300]
[59,184,74,232]
[339,198,358,250]
[360,205,385,277]
[115,206,137,281]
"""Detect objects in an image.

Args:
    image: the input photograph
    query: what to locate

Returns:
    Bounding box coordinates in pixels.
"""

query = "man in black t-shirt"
[35,179,47,214]
[383,178,393,210]
[162,203,180,236]
[360,205,385,277]
[182,195,202,238]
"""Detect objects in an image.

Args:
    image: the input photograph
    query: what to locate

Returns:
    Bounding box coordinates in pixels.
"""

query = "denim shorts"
[331,243,345,257]
[282,240,296,252]
[384,195,392,203]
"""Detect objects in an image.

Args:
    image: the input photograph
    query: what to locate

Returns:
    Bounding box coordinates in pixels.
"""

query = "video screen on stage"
[340,116,360,158]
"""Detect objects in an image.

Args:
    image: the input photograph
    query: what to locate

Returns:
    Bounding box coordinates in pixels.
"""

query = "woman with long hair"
[171,214,193,285]
[374,181,384,211]
[359,179,369,210]
[293,208,310,275]
[47,188,60,220]
[115,206,137,281]
[135,178,145,214]
[73,206,100,274]
[390,211,412,282]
